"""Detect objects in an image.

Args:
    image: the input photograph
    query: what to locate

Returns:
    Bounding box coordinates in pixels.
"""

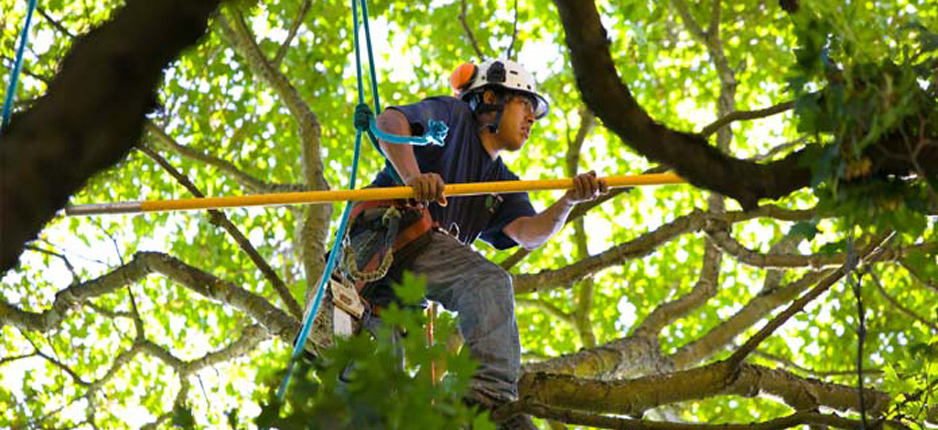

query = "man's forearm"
[508,196,576,250]
[377,110,421,182]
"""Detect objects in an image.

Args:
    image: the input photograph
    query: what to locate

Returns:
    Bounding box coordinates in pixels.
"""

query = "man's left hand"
[565,171,609,204]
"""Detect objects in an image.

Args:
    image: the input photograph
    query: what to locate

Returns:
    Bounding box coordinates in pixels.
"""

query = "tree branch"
[867,268,938,333]
[139,145,303,319]
[753,351,883,378]
[514,402,870,430]
[217,8,331,310]
[505,0,520,60]
[727,233,894,368]
[272,0,311,67]
[516,298,574,323]
[24,244,79,284]
[551,0,813,209]
[632,243,720,337]
[37,7,77,39]
[0,352,38,366]
[700,100,796,138]
[513,206,815,294]
[705,226,845,269]
[670,264,826,368]
[519,362,890,417]
[1,0,224,273]
[0,252,300,343]
[459,0,486,60]
[144,121,300,193]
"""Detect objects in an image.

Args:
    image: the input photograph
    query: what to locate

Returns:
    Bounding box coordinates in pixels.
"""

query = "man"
[367,59,607,429]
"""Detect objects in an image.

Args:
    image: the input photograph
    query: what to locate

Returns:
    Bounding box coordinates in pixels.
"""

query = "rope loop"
[354,103,373,132]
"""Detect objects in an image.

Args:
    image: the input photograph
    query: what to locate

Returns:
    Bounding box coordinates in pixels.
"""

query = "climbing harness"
[1,0,39,131]
[275,0,447,401]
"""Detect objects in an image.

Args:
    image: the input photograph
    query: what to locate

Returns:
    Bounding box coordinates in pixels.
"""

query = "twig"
[867,268,938,333]
[37,7,76,39]
[272,0,311,67]
[138,145,303,320]
[459,0,486,60]
[753,350,882,378]
[505,0,519,60]
[87,217,124,265]
[0,352,38,366]
[845,237,869,430]
[747,138,807,162]
[24,245,79,284]
[24,335,90,387]
[900,260,938,294]
[700,100,796,137]
[516,298,573,323]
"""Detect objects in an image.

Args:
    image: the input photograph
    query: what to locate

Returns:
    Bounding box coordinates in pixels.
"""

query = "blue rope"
[370,116,447,147]
[1,0,39,132]
[275,0,449,401]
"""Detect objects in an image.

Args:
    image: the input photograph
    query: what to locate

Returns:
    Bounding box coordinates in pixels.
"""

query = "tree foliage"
[1,0,937,428]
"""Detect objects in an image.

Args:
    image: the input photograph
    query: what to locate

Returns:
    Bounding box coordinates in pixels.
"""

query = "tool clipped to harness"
[343,199,433,290]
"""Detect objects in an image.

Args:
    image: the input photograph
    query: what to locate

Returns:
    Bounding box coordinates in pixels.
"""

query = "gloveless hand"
[407,172,448,206]
[565,170,609,204]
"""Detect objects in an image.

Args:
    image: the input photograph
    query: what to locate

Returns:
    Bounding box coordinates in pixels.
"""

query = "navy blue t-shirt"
[371,96,536,250]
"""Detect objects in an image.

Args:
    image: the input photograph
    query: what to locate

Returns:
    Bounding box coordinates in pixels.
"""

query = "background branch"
[459,0,486,60]
[138,145,303,319]
[272,0,311,67]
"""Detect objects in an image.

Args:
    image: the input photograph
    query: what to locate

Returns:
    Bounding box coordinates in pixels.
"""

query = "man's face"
[496,94,536,151]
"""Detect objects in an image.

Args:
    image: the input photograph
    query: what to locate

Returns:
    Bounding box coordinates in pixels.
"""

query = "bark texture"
[0,0,223,273]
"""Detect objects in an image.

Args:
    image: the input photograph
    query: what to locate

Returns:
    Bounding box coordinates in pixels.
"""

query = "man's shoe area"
[463,391,538,430]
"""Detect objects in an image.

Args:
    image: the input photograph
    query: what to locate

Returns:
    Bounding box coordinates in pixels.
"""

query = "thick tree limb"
[513,206,814,294]
[139,145,303,319]
[519,362,889,417]
[551,0,818,209]
[0,0,224,274]
[523,335,663,379]
[513,402,870,430]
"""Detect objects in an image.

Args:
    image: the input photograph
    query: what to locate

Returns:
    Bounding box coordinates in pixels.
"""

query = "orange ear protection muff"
[450,63,477,97]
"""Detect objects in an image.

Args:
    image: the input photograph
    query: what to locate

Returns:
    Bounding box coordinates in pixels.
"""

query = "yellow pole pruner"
[65,173,686,216]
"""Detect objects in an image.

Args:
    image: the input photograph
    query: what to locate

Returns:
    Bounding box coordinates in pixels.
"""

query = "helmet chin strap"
[470,93,507,134]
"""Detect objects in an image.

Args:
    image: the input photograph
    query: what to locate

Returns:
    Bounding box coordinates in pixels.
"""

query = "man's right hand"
[407,173,447,205]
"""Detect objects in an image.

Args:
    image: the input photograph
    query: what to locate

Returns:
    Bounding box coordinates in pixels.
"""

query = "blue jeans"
[393,230,522,402]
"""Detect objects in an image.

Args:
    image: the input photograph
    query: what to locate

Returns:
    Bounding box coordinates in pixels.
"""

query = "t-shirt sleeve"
[387,97,460,163]
[479,171,537,250]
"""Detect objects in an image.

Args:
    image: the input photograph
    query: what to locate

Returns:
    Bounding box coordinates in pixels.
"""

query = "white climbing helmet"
[450,59,549,119]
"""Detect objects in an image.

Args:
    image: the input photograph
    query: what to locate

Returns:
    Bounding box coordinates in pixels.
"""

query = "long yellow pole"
[65,173,685,216]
